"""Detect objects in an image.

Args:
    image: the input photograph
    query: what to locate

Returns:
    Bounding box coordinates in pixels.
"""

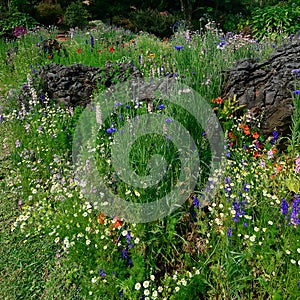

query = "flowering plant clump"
[14,26,27,37]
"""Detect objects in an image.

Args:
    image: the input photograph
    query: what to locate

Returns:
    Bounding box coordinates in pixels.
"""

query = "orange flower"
[97,212,105,224]
[253,151,259,158]
[252,131,259,139]
[243,125,250,135]
[276,164,283,172]
[228,131,233,138]
[216,97,222,104]
[113,217,123,229]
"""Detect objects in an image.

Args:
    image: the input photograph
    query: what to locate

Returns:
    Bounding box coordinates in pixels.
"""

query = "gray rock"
[222,42,300,139]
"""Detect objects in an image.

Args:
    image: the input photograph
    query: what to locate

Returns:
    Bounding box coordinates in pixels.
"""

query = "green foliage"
[34,2,63,26]
[64,1,90,29]
[250,2,300,40]
[130,8,176,38]
[0,9,37,39]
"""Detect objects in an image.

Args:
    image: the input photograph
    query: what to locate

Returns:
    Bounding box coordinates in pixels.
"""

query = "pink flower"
[295,155,300,173]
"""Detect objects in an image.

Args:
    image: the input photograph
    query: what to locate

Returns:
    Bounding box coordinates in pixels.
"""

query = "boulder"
[19,62,143,107]
[222,41,300,139]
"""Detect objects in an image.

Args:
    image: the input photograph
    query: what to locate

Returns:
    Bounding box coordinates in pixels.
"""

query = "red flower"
[243,125,250,135]
[109,46,115,52]
[97,49,102,53]
[215,97,222,104]
[77,48,82,53]
[252,131,259,139]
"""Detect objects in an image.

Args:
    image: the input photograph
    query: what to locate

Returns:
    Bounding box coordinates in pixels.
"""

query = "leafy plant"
[63,1,90,29]
[250,3,300,40]
[0,9,37,39]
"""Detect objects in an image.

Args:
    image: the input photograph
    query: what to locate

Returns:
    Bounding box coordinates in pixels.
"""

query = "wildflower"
[249,235,256,242]
[295,155,300,173]
[252,131,259,139]
[293,90,300,95]
[135,282,141,290]
[106,127,116,134]
[243,125,250,135]
[144,289,150,296]
[174,45,184,51]
[227,227,232,237]
[290,194,300,226]
[193,195,200,209]
[267,149,273,159]
[217,41,226,49]
[77,48,82,53]
[90,35,94,48]
[157,104,165,110]
[14,26,26,37]
[98,268,106,277]
[15,139,20,148]
[109,46,115,52]
[281,198,289,215]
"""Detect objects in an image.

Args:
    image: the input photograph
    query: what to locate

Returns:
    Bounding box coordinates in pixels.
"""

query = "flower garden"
[0,21,300,299]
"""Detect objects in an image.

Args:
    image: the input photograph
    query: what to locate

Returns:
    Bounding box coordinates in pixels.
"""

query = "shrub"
[130,8,176,38]
[249,2,300,40]
[34,2,63,26]
[0,9,37,39]
[64,1,90,29]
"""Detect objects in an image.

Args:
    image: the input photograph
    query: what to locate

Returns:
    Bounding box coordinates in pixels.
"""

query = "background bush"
[63,0,90,29]
[130,8,176,38]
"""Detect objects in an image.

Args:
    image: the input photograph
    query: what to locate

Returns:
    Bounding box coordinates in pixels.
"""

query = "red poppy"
[109,46,115,52]
[97,49,102,53]
[77,48,82,53]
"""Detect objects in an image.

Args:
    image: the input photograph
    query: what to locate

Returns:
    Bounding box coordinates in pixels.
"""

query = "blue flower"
[121,248,128,259]
[193,195,200,209]
[293,90,300,95]
[98,268,106,277]
[281,198,289,215]
[165,118,172,123]
[174,45,184,51]
[106,127,116,134]
[227,227,232,237]
[90,35,94,47]
[157,104,165,110]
